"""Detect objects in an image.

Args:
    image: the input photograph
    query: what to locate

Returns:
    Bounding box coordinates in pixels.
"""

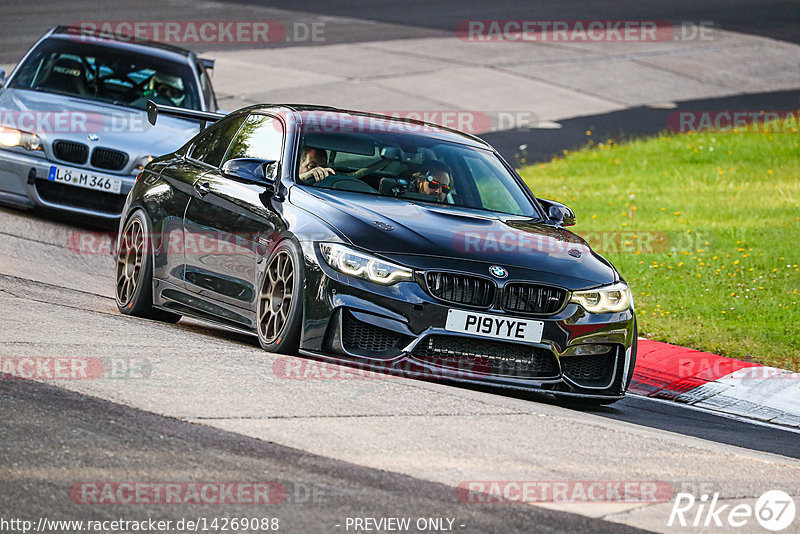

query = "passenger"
[298,146,335,183]
[412,160,452,202]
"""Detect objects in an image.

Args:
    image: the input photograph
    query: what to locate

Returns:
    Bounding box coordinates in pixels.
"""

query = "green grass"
[518,126,799,370]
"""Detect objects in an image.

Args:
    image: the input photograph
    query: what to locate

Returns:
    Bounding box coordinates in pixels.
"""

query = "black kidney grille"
[91,147,128,171]
[426,272,494,307]
[503,283,567,314]
[412,335,559,378]
[52,140,89,164]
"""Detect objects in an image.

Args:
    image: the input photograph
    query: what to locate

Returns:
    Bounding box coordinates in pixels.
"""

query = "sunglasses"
[424,173,451,194]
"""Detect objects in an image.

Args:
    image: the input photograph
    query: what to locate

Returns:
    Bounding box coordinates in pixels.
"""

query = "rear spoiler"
[146,100,225,128]
[200,58,215,70]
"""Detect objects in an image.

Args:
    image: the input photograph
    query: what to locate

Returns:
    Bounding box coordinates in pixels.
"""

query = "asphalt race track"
[1,1,799,533]
[1,378,644,534]
[1,197,799,531]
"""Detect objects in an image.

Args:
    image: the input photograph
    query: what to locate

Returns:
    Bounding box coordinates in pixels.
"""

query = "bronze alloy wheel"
[258,250,295,344]
[116,215,145,307]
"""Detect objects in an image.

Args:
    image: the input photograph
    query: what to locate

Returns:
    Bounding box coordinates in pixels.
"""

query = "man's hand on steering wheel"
[299,166,335,184]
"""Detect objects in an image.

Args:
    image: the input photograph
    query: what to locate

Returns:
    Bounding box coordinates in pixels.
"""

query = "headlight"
[0,126,41,151]
[133,155,154,171]
[319,243,413,285]
[570,282,632,313]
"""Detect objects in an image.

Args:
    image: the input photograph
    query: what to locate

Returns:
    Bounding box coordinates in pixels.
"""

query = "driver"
[298,146,335,184]
[150,73,186,107]
[412,160,452,202]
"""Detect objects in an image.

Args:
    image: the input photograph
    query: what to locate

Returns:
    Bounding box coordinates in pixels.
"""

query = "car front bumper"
[0,148,134,219]
[298,242,637,399]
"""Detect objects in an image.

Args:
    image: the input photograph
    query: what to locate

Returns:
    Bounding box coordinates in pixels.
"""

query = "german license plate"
[445,309,543,343]
[48,165,122,194]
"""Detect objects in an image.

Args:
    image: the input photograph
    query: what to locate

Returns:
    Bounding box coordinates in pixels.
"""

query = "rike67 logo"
[669,490,796,531]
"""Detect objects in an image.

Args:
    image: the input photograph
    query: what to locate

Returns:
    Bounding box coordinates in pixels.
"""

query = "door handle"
[194,181,210,196]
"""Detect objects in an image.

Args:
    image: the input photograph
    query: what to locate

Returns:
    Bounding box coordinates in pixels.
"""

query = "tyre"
[115,209,181,323]
[256,239,303,354]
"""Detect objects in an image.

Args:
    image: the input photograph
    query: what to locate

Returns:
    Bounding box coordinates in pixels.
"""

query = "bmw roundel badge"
[489,265,507,278]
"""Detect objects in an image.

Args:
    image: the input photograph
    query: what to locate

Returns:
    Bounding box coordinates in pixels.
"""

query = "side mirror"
[221,158,278,189]
[0,69,6,88]
[539,198,576,226]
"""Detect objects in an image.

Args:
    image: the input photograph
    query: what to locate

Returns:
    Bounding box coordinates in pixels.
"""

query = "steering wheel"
[96,72,154,100]
[314,175,377,192]
[350,159,391,179]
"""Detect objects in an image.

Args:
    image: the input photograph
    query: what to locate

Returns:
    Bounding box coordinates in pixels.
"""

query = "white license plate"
[48,165,122,194]
[445,309,544,343]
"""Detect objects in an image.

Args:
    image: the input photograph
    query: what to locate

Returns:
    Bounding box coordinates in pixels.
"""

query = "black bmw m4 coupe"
[115,102,637,403]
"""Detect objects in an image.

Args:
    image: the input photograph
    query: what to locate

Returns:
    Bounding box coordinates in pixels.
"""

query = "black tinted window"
[190,115,246,167]
[299,129,537,217]
[224,114,284,164]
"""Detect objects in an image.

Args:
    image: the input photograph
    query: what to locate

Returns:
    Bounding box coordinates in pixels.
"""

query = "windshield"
[8,38,201,111]
[296,128,538,217]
